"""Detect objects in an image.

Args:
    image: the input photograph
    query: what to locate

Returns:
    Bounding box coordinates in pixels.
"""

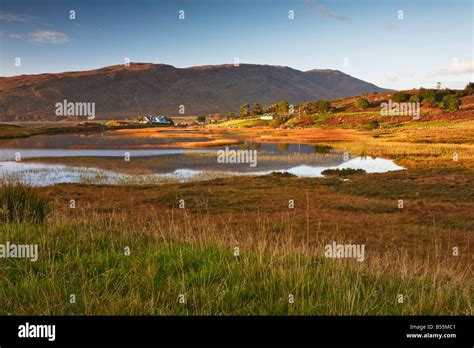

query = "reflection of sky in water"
[0,148,216,161]
[0,132,331,154]
[0,157,404,187]
[0,133,211,149]
[236,141,332,155]
[248,157,404,177]
[0,162,205,186]
[0,134,404,186]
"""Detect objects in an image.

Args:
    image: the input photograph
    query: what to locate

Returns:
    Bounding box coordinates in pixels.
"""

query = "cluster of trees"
[300,100,332,114]
[387,87,464,112]
[313,100,332,113]
[239,99,335,118]
[420,89,459,112]
[456,82,474,97]
[226,82,473,121]
[239,100,291,117]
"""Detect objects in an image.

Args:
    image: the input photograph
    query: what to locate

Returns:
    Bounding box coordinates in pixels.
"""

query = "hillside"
[0,63,390,120]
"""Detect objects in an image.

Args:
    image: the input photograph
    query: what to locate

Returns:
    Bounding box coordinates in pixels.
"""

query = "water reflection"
[238,141,331,154]
[0,157,404,187]
[0,133,404,186]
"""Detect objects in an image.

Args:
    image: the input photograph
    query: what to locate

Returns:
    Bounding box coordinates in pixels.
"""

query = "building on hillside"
[139,115,173,125]
[260,112,277,120]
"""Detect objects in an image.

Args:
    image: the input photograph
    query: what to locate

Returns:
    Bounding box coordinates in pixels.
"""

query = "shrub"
[252,102,262,115]
[409,95,420,103]
[0,183,51,224]
[392,92,410,103]
[239,103,250,117]
[439,94,460,112]
[321,168,366,177]
[464,82,474,96]
[363,120,380,130]
[277,100,289,115]
[314,100,332,114]
[434,89,453,102]
[419,89,437,101]
[422,97,437,108]
[355,98,369,110]
[455,83,474,97]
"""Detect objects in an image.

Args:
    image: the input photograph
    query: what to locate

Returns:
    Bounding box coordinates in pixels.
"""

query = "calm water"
[0,133,404,186]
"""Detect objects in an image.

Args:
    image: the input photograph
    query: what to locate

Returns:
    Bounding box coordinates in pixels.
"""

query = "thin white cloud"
[0,11,35,23]
[429,61,474,77]
[304,1,350,22]
[2,30,71,44]
[0,31,24,39]
[29,31,71,44]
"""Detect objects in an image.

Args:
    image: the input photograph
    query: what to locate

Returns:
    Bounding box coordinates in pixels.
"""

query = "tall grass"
[0,209,471,315]
[0,183,51,224]
[0,222,466,315]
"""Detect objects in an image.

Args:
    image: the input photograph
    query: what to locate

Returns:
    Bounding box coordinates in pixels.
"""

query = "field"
[0,92,473,315]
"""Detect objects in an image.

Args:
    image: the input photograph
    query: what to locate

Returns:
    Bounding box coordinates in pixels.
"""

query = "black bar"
[0,316,472,346]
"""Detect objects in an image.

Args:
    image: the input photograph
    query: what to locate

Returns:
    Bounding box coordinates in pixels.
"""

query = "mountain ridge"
[0,63,391,120]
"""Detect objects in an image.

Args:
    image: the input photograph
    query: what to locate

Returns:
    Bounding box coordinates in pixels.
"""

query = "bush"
[252,103,262,115]
[392,92,410,103]
[314,100,332,114]
[439,94,460,112]
[409,95,420,103]
[464,82,474,96]
[355,98,369,110]
[434,89,453,102]
[364,120,380,130]
[422,97,437,108]
[321,168,366,177]
[277,100,289,115]
[0,183,51,224]
[239,103,250,117]
[419,89,437,101]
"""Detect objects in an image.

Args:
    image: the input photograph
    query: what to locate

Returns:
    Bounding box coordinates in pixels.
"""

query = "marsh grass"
[0,217,472,315]
[0,120,472,315]
[0,183,51,223]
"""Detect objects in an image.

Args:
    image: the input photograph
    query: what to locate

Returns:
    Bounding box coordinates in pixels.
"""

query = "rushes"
[0,182,51,224]
[0,208,471,315]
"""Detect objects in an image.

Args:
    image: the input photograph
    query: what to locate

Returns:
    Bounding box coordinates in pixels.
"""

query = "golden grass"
[39,166,473,288]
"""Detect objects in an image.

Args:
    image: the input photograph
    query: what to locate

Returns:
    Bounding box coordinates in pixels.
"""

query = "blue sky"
[1,0,472,89]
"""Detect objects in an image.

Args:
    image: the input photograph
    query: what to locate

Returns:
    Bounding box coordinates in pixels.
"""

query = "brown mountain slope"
[0,63,390,120]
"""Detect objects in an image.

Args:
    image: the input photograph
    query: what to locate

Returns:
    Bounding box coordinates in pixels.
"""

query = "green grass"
[0,125,43,139]
[330,111,380,116]
[216,118,267,128]
[0,221,470,315]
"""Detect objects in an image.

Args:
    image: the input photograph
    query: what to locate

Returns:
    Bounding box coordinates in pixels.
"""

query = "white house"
[139,115,172,125]
[260,112,277,120]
